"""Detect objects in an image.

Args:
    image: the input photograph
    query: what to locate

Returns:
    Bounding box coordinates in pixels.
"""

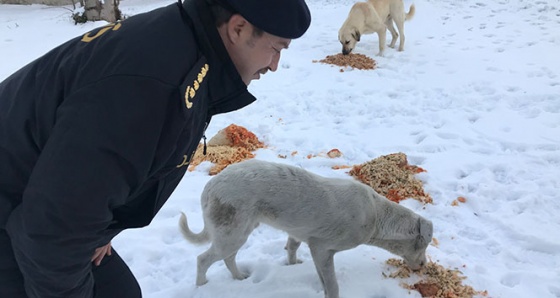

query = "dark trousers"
[0,229,141,298]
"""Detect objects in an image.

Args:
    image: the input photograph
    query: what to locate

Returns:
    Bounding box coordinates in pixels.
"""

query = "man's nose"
[269,54,280,72]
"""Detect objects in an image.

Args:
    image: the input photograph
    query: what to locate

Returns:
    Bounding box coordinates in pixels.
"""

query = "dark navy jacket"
[0,0,255,296]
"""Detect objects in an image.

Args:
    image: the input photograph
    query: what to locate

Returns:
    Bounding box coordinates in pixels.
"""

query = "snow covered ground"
[1,0,559,297]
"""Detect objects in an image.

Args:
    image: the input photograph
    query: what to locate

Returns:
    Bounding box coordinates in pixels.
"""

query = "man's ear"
[226,14,249,44]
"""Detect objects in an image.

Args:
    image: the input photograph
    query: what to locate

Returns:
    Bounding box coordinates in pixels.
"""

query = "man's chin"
[246,72,265,85]
[241,76,252,86]
[250,73,261,82]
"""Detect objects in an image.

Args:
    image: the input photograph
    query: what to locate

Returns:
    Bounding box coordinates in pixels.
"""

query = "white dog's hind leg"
[196,228,252,285]
[196,246,221,285]
[224,252,249,280]
[285,237,302,265]
[309,242,339,298]
[214,222,255,282]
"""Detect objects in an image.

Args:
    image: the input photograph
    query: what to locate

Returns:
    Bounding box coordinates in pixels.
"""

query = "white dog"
[338,0,415,56]
[179,159,432,298]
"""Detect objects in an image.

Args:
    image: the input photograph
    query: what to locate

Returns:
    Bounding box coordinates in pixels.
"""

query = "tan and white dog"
[179,160,432,298]
[338,0,415,56]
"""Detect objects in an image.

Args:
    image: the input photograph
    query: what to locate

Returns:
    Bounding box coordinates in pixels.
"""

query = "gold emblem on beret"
[185,64,210,109]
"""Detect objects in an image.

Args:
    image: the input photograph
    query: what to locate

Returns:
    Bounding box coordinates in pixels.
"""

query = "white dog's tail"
[405,4,415,21]
[179,212,210,244]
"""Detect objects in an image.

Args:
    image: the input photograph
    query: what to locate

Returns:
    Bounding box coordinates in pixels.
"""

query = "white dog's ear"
[415,218,433,249]
[352,30,361,41]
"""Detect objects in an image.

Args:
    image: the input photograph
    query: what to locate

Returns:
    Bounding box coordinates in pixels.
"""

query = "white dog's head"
[403,218,433,270]
[370,216,433,271]
[338,27,361,55]
[400,218,433,270]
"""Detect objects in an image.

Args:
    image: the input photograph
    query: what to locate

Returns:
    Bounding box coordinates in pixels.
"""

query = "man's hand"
[91,242,112,266]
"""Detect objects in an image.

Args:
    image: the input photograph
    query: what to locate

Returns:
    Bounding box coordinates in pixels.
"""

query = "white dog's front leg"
[285,237,303,265]
[309,243,339,298]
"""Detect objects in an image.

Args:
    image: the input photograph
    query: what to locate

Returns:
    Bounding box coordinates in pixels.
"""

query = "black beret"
[222,0,311,39]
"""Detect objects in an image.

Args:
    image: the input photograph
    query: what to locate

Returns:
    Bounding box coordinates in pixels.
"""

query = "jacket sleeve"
[5,76,180,297]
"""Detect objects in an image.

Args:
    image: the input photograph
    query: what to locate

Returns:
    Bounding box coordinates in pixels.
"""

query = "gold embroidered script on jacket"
[81,23,122,43]
[185,64,209,109]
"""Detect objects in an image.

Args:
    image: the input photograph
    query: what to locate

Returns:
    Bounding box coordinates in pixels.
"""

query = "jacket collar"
[180,0,256,116]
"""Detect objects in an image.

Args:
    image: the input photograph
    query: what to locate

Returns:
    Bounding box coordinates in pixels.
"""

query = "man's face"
[222,15,291,85]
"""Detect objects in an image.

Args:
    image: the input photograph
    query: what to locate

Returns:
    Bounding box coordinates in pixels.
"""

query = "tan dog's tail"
[179,212,210,244]
[405,4,415,21]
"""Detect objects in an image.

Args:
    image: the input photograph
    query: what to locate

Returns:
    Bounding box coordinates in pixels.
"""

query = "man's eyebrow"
[278,41,290,49]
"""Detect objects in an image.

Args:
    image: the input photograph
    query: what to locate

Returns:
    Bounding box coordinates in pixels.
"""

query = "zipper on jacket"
[180,121,210,169]
[202,121,208,155]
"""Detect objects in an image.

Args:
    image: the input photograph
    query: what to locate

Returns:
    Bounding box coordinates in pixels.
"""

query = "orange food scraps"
[414,282,440,297]
[327,148,343,158]
[189,144,256,175]
[386,189,406,203]
[458,196,467,203]
[332,165,352,170]
[385,258,486,298]
[188,124,264,175]
[348,153,432,204]
[313,53,377,70]
[431,237,439,247]
[225,124,261,151]
[206,124,264,151]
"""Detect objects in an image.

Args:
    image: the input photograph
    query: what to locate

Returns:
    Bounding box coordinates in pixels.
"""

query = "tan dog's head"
[338,27,361,55]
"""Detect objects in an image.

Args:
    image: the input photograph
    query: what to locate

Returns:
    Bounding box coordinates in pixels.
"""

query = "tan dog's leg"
[386,18,399,48]
[376,27,387,56]
[392,3,414,52]
[395,19,405,51]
